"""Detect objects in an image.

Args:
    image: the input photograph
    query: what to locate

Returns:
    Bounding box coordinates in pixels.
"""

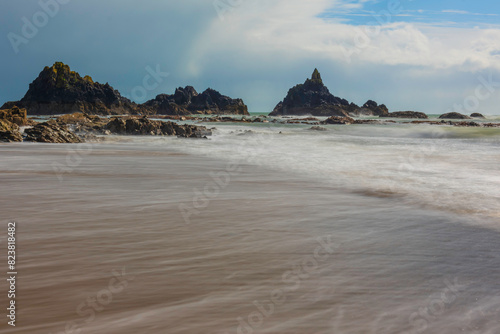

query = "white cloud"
[442,9,498,16]
[187,0,500,73]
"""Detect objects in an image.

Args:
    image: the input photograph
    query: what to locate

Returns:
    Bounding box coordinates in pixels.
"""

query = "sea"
[0,115,499,333]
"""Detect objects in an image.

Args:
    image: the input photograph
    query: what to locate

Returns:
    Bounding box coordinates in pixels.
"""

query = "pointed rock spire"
[311,68,322,84]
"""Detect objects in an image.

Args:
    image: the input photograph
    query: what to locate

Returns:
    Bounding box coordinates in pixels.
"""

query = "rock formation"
[143,86,249,116]
[270,69,389,117]
[380,111,428,119]
[24,121,83,143]
[104,116,211,138]
[0,106,30,142]
[321,116,355,125]
[439,112,471,119]
[1,62,249,117]
[0,106,30,125]
[2,62,144,116]
[0,120,22,142]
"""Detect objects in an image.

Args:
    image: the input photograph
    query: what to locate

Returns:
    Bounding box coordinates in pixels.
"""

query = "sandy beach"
[1,138,499,334]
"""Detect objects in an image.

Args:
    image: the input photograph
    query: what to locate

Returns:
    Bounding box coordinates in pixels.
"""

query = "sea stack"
[143,86,249,116]
[2,62,143,116]
[2,62,250,116]
[270,69,389,117]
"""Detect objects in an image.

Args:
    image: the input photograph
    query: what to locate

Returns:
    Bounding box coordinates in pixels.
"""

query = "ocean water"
[0,121,499,333]
[173,121,500,223]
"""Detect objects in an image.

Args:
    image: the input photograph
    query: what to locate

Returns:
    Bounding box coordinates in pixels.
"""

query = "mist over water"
[172,122,500,223]
[0,122,499,333]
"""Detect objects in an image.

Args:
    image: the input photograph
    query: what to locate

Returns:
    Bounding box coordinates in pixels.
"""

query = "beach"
[1,121,499,333]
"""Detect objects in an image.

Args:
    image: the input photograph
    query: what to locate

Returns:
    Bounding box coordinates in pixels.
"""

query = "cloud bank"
[1,0,500,114]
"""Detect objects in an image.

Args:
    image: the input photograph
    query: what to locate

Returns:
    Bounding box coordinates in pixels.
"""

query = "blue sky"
[322,0,500,27]
[1,0,500,115]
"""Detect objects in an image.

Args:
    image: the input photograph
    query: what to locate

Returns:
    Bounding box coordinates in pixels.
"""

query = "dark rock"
[470,113,485,118]
[24,121,83,143]
[321,116,355,125]
[0,130,23,142]
[104,116,211,138]
[270,69,353,117]
[439,112,471,119]
[380,111,428,119]
[143,86,249,116]
[2,62,146,116]
[270,69,387,117]
[353,100,389,116]
[453,121,480,127]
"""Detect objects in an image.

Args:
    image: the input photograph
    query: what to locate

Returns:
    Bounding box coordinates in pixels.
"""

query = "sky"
[1,0,500,115]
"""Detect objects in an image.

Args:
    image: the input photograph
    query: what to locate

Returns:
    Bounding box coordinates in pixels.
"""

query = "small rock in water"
[309,126,327,131]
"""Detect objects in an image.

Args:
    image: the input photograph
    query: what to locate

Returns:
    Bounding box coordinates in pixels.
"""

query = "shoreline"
[1,141,499,333]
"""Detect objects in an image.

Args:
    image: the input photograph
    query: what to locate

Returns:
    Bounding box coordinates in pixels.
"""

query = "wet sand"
[0,142,499,334]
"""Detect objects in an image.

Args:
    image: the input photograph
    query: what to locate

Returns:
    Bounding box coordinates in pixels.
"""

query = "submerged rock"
[380,111,428,119]
[309,126,328,131]
[439,112,471,119]
[321,116,355,125]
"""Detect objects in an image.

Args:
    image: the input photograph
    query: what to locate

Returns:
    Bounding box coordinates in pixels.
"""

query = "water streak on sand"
[0,122,499,333]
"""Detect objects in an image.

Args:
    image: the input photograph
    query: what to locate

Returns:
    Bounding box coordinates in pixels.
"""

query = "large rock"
[143,86,249,116]
[24,121,82,143]
[104,117,212,138]
[270,69,389,117]
[2,62,250,117]
[439,112,471,119]
[55,112,108,133]
[0,119,22,142]
[2,62,146,116]
[354,100,389,117]
[0,106,30,126]
[380,111,428,119]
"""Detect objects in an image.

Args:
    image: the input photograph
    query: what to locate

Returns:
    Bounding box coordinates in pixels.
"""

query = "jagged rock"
[24,121,83,143]
[2,62,148,116]
[104,117,211,138]
[321,116,355,125]
[0,130,23,142]
[0,106,30,126]
[56,112,108,133]
[143,86,249,116]
[351,100,390,117]
[270,69,354,117]
[270,69,388,117]
[380,111,428,119]
[439,112,471,119]
[470,113,485,118]
[0,119,22,142]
